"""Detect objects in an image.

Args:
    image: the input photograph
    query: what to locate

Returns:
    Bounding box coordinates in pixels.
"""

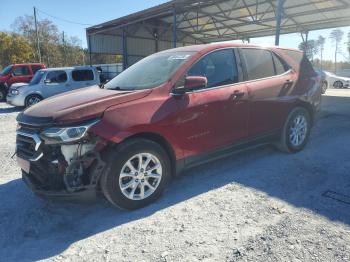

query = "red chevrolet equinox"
[15,43,321,209]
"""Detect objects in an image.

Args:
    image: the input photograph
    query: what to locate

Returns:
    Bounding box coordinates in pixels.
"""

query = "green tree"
[317,36,326,69]
[329,29,344,73]
[298,40,319,61]
[0,32,34,68]
[11,15,86,67]
[347,31,350,60]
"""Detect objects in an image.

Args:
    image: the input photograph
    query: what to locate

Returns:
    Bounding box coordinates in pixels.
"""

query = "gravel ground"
[0,89,350,262]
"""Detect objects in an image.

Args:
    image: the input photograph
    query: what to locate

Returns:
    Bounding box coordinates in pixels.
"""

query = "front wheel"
[276,107,311,153]
[101,139,171,210]
[0,89,6,102]
[25,95,42,108]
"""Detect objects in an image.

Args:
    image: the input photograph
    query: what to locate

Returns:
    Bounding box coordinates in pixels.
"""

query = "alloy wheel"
[119,153,162,200]
[289,115,308,147]
[27,96,41,107]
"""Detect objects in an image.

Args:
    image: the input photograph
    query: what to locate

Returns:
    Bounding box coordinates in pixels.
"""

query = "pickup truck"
[0,63,46,101]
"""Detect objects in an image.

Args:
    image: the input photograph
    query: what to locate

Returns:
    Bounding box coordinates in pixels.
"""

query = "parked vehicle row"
[15,43,322,210]
[325,71,350,89]
[7,66,100,107]
[0,63,46,101]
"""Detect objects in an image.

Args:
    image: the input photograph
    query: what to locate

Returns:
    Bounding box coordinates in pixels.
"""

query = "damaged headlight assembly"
[40,119,100,144]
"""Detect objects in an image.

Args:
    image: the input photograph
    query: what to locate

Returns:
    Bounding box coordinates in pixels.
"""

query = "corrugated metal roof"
[87,0,350,61]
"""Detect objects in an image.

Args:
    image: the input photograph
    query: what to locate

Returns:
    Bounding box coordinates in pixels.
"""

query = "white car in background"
[325,71,350,89]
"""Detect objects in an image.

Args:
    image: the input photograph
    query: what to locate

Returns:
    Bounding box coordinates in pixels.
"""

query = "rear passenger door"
[71,69,96,89]
[239,48,296,136]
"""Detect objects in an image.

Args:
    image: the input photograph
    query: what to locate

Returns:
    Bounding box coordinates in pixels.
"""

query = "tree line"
[0,15,121,69]
[298,29,350,72]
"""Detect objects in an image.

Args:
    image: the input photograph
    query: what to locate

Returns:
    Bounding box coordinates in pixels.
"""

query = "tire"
[321,81,327,94]
[25,94,42,108]
[275,107,311,153]
[0,89,6,102]
[333,81,343,89]
[101,138,171,210]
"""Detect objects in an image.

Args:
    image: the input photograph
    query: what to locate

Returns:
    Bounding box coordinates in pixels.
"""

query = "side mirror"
[44,79,51,84]
[173,76,208,95]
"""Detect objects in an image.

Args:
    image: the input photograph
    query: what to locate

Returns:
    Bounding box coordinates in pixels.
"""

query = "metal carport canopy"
[86,0,350,67]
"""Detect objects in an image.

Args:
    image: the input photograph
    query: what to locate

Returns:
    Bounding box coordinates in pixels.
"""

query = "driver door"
[173,48,248,160]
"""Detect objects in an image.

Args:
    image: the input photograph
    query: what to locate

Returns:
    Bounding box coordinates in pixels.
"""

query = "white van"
[7,66,100,107]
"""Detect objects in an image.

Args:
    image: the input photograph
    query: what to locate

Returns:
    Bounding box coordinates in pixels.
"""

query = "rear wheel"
[321,81,327,94]
[101,139,171,210]
[333,81,343,89]
[276,107,311,153]
[25,95,42,108]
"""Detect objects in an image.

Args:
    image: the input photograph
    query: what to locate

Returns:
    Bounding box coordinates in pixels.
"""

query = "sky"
[0,0,349,62]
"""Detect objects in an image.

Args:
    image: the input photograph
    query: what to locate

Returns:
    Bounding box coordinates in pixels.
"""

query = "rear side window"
[46,71,67,83]
[13,66,30,76]
[283,50,316,78]
[188,49,238,88]
[31,65,43,74]
[240,49,275,80]
[72,69,94,82]
[272,53,288,75]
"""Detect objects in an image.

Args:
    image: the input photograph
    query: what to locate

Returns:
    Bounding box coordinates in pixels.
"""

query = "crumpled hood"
[23,85,152,124]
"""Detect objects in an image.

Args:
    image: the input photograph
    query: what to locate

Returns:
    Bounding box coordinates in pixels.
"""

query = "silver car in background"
[6,66,100,107]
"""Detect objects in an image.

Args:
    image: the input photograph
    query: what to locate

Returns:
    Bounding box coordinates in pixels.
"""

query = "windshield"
[0,65,13,76]
[105,51,195,90]
[29,70,45,85]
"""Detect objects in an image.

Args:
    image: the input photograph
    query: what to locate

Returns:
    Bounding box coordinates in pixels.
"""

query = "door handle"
[231,90,245,100]
[283,79,294,89]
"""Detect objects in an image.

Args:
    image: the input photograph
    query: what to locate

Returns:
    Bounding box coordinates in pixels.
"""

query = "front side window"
[29,71,45,85]
[240,49,275,80]
[105,51,195,90]
[13,66,30,76]
[72,69,94,82]
[46,71,67,84]
[188,49,238,88]
[0,65,13,76]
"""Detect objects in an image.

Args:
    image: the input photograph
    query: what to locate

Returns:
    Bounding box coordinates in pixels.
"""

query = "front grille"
[16,125,43,161]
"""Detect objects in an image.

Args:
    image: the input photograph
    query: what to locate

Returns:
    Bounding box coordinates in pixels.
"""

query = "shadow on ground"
[0,104,22,114]
[1,94,350,261]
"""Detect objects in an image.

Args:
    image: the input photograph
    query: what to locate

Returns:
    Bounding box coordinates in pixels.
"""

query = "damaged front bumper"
[22,170,97,202]
[16,118,108,202]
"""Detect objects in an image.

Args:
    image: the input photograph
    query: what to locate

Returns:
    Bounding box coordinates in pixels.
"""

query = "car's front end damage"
[16,114,108,202]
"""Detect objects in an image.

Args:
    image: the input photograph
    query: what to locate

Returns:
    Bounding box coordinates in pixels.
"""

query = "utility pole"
[33,7,41,63]
[62,31,67,66]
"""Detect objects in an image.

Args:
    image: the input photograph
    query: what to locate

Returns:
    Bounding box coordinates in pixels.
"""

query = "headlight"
[10,89,19,95]
[41,119,99,144]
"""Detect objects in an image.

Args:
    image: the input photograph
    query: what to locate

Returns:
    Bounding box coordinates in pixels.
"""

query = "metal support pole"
[122,28,128,70]
[275,0,284,46]
[173,7,177,48]
[88,35,92,66]
[33,7,41,63]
